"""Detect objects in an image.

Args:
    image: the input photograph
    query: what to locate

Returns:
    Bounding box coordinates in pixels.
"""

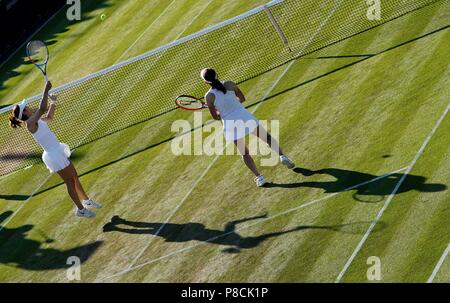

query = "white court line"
[294,0,343,57]
[0,175,51,233]
[115,0,177,63]
[336,102,450,283]
[118,0,342,275]
[176,0,214,39]
[0,166,31,181]
[0,2,177,233]
[101,166,408,280]
[427,244,450,283]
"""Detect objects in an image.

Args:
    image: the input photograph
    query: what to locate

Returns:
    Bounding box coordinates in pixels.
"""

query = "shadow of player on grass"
[103,214,385,254]
[265,167,446,202]
[0,211,102,270]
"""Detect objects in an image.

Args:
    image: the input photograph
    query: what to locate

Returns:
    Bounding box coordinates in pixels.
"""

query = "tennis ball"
[100,14,106,21]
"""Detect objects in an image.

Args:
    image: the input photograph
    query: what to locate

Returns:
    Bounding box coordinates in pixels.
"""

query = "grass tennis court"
[0,0,449,282]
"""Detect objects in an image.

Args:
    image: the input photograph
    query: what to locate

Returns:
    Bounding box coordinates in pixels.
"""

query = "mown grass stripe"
[334,25,450,281]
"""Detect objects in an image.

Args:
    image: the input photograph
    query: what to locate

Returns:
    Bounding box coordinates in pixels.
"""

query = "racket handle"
[44,74,48,82]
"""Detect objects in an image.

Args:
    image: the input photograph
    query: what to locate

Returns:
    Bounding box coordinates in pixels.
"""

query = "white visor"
[200,68,217,84]
[18,100,26,120]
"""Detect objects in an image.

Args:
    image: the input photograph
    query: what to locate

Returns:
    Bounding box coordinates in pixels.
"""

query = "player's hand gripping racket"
[175,95,208,111]
[26,40,49,81]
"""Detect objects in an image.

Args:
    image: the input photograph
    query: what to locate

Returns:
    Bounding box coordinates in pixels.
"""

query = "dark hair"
[203,69,227,94]
[8,105,26,129]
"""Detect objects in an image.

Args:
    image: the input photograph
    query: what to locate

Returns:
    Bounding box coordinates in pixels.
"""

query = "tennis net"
[0,0,441,176]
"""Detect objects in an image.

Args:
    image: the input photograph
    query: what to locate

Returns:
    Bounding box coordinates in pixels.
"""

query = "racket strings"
[179,99,196,105]
[27,41,48,65]
[176,96,204,110]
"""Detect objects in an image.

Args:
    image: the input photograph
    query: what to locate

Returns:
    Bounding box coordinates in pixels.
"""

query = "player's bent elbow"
[41,116,53,123]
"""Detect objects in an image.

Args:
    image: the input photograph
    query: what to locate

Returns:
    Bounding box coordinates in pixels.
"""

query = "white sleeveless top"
[207,87,247,119]
[206,84,259,142]
[31,120,61,152]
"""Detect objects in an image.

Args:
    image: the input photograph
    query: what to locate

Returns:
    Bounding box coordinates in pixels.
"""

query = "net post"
[263,5,292,52]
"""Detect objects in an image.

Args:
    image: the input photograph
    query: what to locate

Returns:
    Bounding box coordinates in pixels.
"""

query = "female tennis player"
[201,68,295,187]
[8,81,101,218]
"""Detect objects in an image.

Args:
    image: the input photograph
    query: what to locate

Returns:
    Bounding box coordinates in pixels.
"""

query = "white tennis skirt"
[222,109,259,142]
[42,143,71,173]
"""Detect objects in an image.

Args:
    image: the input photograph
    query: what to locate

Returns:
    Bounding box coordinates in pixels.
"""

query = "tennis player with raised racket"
[8,40,101,218]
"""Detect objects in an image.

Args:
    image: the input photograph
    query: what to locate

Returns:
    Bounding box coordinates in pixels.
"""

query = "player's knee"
[242,153,251,160]
[65,178,75,188]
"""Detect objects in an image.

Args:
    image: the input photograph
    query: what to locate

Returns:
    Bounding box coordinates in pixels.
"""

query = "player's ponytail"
[201,68,227,94]
[8,106,23,129]
[211,78,227,94]
[9,115,22,129]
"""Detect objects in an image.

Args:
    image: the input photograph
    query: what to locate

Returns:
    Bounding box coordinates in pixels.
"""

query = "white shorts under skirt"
[42,143,71,173]
[222,110,259,142]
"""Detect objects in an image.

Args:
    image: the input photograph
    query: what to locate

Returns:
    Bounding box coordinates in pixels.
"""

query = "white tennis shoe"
[280,155,295,169]
[75,208,96,218]
[82,199,102,209]
[255,175,267,187]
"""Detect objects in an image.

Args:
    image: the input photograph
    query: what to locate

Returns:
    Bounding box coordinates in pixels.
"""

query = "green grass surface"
[0,0,449,282]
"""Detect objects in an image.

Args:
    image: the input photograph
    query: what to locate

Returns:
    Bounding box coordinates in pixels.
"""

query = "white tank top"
[207,85,246,119]
[31,120,61,152]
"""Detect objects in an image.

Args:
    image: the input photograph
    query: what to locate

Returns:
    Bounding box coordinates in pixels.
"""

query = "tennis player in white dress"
[9,81,101,218]
[201,68,295,187]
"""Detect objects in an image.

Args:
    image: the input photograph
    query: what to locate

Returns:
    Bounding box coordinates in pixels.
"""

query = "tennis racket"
[26,40,49,81]
[175,95,208,111]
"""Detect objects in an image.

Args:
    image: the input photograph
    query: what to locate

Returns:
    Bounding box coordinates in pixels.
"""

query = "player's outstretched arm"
[42,94,57,122]
[27,81,52,128]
